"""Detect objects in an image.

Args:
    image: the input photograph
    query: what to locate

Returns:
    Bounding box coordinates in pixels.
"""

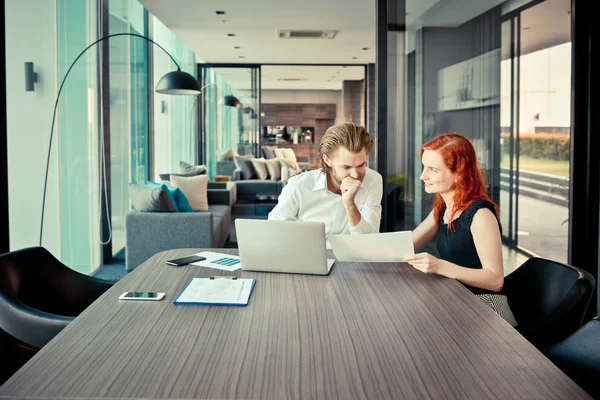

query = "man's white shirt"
[268,167,383,238]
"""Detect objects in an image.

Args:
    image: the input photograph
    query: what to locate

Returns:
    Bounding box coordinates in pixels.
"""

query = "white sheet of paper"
[175,278,254,305]
[190,251,241,271]
[328,231,414,262]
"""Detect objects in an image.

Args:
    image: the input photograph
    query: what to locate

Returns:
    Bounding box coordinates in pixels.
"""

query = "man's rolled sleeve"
[348,174,383,234]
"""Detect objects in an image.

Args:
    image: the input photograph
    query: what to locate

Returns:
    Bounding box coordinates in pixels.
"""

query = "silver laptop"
[235,219,336,275]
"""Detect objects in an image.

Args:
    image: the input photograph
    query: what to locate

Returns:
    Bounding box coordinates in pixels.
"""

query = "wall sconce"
[24,62,38,91]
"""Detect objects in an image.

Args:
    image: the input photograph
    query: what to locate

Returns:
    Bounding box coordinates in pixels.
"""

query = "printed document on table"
[174,278,255,306]
[190,251,241,271]
[328,231,414,262]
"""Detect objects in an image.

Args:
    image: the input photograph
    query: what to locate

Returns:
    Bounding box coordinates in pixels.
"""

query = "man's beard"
[329,168,364,186]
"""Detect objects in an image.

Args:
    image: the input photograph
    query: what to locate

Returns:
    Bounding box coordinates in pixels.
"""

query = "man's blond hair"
[318,122,373,172]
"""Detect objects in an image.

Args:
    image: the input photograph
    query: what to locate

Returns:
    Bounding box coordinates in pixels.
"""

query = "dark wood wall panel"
[261,103,336,164]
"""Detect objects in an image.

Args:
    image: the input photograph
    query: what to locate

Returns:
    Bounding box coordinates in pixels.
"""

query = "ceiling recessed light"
[216,10,226,15]
[234,46,241,49]
[228,33,235,37]
[352,57,358,59]
[362,47,369,50]
[239,56,245,59]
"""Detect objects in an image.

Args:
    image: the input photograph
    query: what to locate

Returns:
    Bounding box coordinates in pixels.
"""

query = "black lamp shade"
[156,70,202,95]
[224,94,242,108]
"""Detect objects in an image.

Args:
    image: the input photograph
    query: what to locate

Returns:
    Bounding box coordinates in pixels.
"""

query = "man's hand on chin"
[340,176,361,208]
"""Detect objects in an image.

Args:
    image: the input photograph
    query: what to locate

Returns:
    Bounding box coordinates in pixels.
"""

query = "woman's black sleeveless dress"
[436,199,518,326]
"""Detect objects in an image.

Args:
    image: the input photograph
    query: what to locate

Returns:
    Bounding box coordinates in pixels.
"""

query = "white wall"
[261,90,343,124]
[6,0,60,254]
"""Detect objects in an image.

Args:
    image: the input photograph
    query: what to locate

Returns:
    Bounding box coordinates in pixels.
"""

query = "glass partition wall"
[403,0,572,263]
[6,0,197,275]
[108,0,149,258]
[499,0,571,262]
[198,65,260,180]
[152,17,198,182]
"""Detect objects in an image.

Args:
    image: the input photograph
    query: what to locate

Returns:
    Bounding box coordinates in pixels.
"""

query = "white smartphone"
[119,291,165,301]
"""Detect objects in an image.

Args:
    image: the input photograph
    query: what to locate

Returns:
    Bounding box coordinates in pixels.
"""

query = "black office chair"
[0,246,113,384]
[502,257,595,351]
[544,317,600,399]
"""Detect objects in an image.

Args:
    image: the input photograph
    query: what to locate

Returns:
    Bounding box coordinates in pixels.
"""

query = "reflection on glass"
[109,0,148,258]
[514,0,571,263]
[200,66,260,180]
[263,125,314,144]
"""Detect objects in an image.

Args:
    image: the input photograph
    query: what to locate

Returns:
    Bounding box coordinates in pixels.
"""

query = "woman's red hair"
[420,133,499,231]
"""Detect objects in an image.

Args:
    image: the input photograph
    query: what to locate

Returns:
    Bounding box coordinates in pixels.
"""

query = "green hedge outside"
[502,133,570,161]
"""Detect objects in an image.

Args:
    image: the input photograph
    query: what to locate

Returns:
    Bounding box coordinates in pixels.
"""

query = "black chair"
[0,246,113,384]
[502,257,595,351]
[544,317,600,399]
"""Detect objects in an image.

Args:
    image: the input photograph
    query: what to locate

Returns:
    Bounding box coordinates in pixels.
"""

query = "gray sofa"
[233,169,284,199]
[125,183,235,272]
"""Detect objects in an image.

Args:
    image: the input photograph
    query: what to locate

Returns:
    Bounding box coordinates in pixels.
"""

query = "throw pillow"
[159,171,200,181]
[273,147,286,159]
[280,166,302,186]
[170,174,209,212]
[179,161,207,175]
[233,155,257,180]
[217,148,235,161]
[251,158,269,180]
[282,148,300,170]
[278,157,296,171]
[262,145,277,159]
[147,181,194,212]
[265,158,281,181]
[144,181,178,211]
[128,184,177,212]
[288,168,302,180]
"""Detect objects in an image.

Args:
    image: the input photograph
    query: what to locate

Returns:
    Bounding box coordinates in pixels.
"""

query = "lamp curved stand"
[39,32,194,246]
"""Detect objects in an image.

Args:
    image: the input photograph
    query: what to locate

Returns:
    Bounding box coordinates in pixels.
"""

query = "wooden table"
[0,249,590,399]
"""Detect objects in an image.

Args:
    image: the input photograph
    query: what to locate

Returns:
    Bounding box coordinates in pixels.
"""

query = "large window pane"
[56,0,100,273]
[152,17,197,181]
[109,0,149,257]
[402,0,572,265]
[199,66,260,181]
[513,0,571,262]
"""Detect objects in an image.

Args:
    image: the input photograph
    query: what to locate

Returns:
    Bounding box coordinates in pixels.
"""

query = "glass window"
[152,17,197,181]
[403,0,571,263]
[56,0,101,273]
[199,66,260,180]
[109,0,149,257]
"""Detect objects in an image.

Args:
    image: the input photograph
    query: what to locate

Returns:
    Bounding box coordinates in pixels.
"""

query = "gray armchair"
[125,184,235,272]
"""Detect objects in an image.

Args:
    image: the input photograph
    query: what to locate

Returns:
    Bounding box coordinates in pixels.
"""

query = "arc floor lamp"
[38,32,241,245]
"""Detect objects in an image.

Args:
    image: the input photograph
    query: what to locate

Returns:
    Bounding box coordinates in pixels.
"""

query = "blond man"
[268,122,383,237]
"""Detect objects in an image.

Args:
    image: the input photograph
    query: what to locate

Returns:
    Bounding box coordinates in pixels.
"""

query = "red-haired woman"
[403,133,517,326]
